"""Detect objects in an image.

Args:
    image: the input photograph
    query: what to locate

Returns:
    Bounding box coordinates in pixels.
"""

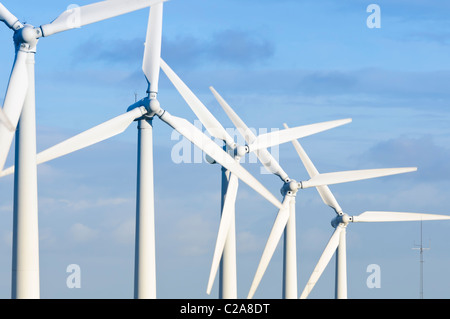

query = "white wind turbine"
[0,0,166,299]
[204,88,418,299]
[286,132,450,299]
[0,1,315,299]
[158,62,353,298]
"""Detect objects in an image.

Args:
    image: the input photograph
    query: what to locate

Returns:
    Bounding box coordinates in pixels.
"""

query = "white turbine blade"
[206,173,239,295]
[210,86,289,180]
[283,123,343,214]
[301,167,417,189]
[0,164,12,177]
[353,211,450,223]
[209,86,256,144]
[0,107,14,132]
[283,124,320,177]
[40,0,167,37]
[1,107,145,178]
[0,3,22,30]
[247,197,291,299]
[37,107,146,166]
[300,225,343,299]
[142,2,163,93]
[0,49,29,172]
[248,118,352,153]
[160,59,235,146]
[160,112,283,210]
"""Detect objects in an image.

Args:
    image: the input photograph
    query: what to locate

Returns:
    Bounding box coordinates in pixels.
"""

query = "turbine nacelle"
[235,145,249,158]
[126,96,163,119]
[331,213,352,228]
[13,25,40,50]
[280,180,301,196]
[148,98,163,116]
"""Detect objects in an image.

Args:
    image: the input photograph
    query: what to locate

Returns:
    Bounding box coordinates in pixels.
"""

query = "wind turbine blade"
[0,107,14,132]
[249,118,352,152]
[0,165,13,177]
[40,0,167,37]
[247,197,291,299]
[0,49,29,171]
[353,211,450,223]
[283,123,343,214]
[209,86,256,144]
[283,124,319,177]
[210,86,289,181]
[160,59,234,146]
[0,3,22,30]
[206,173,239,295]
[142,2,163,93]
[36,107,146,166]
[299,225,343,299]
[301,167,417,189]
[160,112,283,210]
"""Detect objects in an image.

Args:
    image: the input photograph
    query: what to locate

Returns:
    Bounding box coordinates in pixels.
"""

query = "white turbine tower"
[204,88,417,299]
[158,62,355,298]
[0,0,166,299]
[283,129,450,299]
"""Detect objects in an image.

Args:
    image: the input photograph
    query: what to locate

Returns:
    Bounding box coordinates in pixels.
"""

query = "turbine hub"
[235,145,249,158]
[288,180,299,192]
[281,180,299,196]
[143,97,163,118]
[14,25,39,49]
[149,98,161,113]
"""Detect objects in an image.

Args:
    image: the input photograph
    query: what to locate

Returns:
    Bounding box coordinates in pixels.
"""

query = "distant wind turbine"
[284,129,450,299]
[412,220,430,299]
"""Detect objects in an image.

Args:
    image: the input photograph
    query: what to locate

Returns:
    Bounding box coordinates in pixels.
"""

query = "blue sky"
[1,0,450,299]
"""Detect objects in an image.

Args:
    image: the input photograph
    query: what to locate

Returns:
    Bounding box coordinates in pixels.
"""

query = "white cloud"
[299,227,333,253]
[174,214,216,257]
[237,231,262,254]
[68,223,99,243]
[112,219,135,245]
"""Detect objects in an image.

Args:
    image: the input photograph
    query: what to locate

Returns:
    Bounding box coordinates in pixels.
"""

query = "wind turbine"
[283,128,450,299]
[300,212,450,299]
[0,0,166,299]
[204,88,418,299]
[412,220,430,299]
[158,62,356,298]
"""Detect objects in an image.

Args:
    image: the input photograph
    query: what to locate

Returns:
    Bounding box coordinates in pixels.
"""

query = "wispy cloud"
[206,29,275,65]
[359,136,450,182]
[404,31,450,46]
[173,213,216,257]
[180,67,450,112]
[72,37,144,66]
[68,222,99,243]
[164,29,275,67]
[73,29,275,69]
